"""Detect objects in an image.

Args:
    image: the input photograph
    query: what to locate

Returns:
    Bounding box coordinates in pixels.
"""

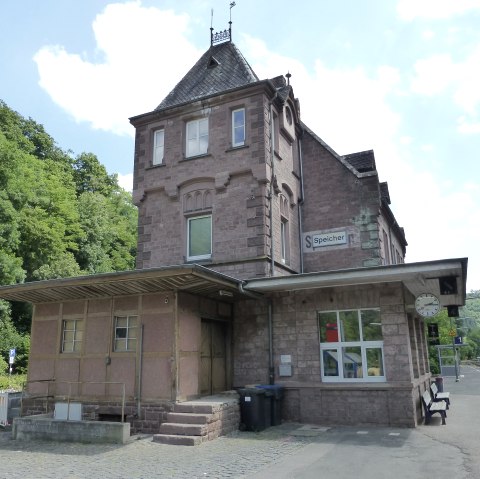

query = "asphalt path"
[1,365,479,478]
[250,364,480,479]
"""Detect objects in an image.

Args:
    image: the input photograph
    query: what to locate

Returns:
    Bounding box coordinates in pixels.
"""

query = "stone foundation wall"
[282,385,418,428]
[19,397,240,436]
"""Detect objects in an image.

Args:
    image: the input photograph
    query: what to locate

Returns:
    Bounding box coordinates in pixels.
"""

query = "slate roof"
[380,181,391,205]
[156,41,259,111]
[343,150,376,173]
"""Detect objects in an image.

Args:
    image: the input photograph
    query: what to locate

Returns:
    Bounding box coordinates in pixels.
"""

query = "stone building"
[0,26,468,438]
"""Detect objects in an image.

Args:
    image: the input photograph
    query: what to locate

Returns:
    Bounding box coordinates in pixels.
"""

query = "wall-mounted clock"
[415,293,441,317]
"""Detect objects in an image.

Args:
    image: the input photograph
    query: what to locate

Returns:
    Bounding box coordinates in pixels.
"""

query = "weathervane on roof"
[210,2,236,46]
[286,72,291,85]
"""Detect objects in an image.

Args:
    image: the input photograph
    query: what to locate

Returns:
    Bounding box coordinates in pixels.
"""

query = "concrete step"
[152,434,204,446]
[173,403,217,414]
[152,394,240,446]
[159,422,207,436]
[167,412,210,424]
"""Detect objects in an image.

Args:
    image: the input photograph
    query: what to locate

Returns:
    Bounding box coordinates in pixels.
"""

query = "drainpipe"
[268,299,275,384]
[297,133,305,273]
[267,91,278,384]
[269,92,278,277]
[136,324,144,418]
[237,282,275,385]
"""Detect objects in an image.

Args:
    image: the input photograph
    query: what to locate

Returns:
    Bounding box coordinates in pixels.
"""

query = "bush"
[0,373,26,391]
[0,356,7,375]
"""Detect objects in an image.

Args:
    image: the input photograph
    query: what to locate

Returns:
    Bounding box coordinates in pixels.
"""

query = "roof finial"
[286,71,292,85]
[210,9,214,44]
[229,2,236,42]
[211,2,235,46]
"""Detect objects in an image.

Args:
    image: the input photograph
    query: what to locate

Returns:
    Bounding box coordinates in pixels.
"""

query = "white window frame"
[153,129,164,165]
[187,214,212,261]
[61,319,83,353]
[232,108,245,147]
[186,118,208,157]
[114,315,137,352]
[318,309,385,383]
[280,218,289,264]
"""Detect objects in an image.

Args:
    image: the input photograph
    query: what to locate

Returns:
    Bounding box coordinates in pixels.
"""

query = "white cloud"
[117,172,133,192]
[422,30,435,40]
[397,0,480,20]
[34,1,201,137]
[457,117,480,134]
[410,54,456,96]
[410,46,480,123]
[241,35,402,162]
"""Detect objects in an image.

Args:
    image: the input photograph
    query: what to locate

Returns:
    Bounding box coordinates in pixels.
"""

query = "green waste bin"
[238,388,271,431]
[255,384,284,426]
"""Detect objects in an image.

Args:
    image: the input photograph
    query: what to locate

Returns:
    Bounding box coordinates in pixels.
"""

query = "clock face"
[415,293,441,317]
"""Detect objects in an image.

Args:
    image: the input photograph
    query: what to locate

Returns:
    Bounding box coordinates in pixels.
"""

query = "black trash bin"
[435,376,444,393]
[255,384,284,426]
[238,388,271,431]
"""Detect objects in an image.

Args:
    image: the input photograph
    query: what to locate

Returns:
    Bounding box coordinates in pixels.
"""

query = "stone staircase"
[152,393,240,446]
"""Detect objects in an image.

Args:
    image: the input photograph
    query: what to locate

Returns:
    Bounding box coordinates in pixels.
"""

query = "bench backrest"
[431,382,438,396]
[422,390,432,407]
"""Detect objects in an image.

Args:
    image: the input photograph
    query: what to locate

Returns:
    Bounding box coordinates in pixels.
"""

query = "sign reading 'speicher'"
[304,231,347,249]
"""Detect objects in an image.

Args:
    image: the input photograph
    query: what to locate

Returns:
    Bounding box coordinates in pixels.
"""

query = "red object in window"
[326,323,338,342]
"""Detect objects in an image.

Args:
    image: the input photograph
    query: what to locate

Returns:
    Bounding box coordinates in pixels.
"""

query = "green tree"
[0,100,138,372]
[72,152,117,196]
[0,301,29,374]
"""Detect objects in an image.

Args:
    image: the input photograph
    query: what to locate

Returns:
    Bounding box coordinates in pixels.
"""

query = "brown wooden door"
[200,319,227,395]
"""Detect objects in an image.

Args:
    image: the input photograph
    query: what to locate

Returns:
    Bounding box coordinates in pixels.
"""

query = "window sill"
[321,377,386,383]
[146,163,166,170]
[186,257,212,263]
[181,153,211,161]
[226,144,249,152]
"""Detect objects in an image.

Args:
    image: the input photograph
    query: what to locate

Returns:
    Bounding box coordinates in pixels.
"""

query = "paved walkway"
[1,365,479,479]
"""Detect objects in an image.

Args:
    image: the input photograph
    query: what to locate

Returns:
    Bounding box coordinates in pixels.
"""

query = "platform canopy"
[243,258,468,307]
[0,264,258,304]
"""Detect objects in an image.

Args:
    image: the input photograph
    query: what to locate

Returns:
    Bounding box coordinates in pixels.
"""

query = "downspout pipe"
[268,91,278,277]
[136,324,144,418]
[237,282,274,384]
[268,299,274,384]
[297,132,305,273]
[267,91,278,383]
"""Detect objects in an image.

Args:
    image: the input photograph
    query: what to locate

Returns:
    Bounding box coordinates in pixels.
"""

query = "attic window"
[208,56,220,69]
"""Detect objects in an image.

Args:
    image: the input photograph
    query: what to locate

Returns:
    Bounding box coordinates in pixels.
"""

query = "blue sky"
[1,0,479,291]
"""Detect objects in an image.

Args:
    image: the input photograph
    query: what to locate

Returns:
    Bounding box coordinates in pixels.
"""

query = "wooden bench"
[422,390,447,425]
[431,382,450,409]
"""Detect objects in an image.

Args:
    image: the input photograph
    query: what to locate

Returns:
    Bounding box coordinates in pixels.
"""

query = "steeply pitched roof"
[380,181,391,205]
[156,41,259,111]
[343,150,376,173]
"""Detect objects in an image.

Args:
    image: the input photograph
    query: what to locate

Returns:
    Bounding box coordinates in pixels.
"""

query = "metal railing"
[20,379,126,422]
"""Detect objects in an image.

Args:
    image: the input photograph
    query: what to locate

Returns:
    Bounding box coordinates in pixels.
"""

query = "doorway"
[200,319,228,395]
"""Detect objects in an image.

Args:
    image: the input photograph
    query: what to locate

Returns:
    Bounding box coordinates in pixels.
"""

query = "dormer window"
[153,129,164,165]
[232,108,245,147]
[186,118,208,158]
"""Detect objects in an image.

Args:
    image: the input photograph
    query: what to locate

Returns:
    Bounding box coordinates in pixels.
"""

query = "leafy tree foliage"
[426,291,480,374]
[0,301,29,374]
[0,100,137,374]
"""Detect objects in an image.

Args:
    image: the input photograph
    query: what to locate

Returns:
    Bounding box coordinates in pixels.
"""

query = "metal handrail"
[21,379,126,422]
